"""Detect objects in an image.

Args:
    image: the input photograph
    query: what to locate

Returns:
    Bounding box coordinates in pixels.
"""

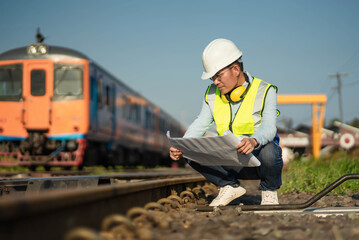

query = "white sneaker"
[209,185,246,207]
[261,190,279,205]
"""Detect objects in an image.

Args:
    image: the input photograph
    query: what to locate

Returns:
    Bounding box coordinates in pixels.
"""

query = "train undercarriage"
[0,131,86,170]
[0,132,175,170]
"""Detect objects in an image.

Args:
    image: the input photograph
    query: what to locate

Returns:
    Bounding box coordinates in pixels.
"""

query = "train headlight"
[27,45,37,55]
[27,43,48,55]
[38,45,48,54]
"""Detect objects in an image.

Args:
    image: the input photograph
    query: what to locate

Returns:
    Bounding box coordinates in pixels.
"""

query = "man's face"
[211,65,240,94]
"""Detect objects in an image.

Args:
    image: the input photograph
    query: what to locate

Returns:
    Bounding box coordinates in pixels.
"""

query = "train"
[0,36,184,170]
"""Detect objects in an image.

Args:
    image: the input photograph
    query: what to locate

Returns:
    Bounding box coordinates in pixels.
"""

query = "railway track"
[0,172,358,240]
[0,166,192,180]
[0,170,201,198]
[0,170,93,179]
[0,171,207,240]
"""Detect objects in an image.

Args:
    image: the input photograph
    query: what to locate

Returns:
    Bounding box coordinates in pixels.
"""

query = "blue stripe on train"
[47,133,85,140]
[0,134,85,141]
[0,135,26,141]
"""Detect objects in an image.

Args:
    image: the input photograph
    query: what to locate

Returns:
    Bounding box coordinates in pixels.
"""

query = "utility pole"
[328,72,348,123]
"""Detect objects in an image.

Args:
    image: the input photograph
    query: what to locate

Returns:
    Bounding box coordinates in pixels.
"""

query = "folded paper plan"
[167,130,260,167]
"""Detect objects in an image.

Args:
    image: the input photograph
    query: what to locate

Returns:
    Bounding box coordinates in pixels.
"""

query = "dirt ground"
[151,180,359,240]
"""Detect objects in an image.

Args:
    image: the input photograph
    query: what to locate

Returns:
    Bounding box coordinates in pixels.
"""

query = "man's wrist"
[251,138,258,147]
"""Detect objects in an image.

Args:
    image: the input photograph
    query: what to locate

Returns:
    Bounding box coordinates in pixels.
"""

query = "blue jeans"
[186,141,283,191]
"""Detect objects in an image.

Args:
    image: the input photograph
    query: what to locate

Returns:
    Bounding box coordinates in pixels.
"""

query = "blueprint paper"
[167,130,261,167]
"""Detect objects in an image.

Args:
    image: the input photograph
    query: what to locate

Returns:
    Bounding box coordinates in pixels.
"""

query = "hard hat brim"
[201,57,243,80]
[201,71,215,80]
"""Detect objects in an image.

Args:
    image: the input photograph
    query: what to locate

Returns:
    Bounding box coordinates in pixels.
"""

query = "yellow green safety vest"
[205,78,277,137]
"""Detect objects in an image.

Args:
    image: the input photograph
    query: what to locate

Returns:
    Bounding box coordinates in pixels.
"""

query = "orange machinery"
[277,94,327,158]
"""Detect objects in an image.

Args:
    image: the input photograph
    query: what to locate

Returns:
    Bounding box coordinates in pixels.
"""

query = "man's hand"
[169,147,183,161]
[236,137,258,155]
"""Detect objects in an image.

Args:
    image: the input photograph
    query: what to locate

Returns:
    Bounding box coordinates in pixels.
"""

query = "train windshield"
[0,64,23,101]
[53,64,83,100]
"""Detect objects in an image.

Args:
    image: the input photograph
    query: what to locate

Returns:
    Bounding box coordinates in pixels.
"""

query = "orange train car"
[0,41,183,170]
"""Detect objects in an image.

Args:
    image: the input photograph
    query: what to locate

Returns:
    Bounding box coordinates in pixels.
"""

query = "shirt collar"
[242,71,253,88]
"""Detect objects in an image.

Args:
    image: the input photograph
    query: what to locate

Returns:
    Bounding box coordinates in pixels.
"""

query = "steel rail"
[197,173,359,212]
[242,173,359,211]
[0,170,198,197]
[0,175,206,240]
[0,170,93,180]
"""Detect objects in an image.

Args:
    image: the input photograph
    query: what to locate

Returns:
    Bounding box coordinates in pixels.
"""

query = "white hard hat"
[201,38,243,80]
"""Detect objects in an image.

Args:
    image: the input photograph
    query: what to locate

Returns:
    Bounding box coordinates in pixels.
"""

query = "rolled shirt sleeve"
[183,100,214,138]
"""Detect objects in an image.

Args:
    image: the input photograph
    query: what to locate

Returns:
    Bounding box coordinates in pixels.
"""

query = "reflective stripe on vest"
[205,78,275,136]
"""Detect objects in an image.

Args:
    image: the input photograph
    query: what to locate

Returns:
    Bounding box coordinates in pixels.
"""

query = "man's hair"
[231,60,243,71]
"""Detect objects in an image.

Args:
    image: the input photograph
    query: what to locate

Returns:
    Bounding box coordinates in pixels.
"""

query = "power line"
[327,88,336,102]
[339,47,359,72]
[328,72,348,123]
[343,79,359,87]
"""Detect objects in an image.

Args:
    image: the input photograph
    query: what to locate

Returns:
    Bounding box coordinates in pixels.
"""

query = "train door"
[23,61,53,130]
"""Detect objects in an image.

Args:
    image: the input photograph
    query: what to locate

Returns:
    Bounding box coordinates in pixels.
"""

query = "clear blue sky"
[1,0,358,129]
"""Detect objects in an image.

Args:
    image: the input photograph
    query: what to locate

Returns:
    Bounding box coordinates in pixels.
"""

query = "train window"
[105,85,110,106]
[53,64,83,101]
[122,95,128,118]
[111,86,116,111]
[31,70,46,96]
[125,104,130,120]
[90,76,95,101]
[136,105,141,124]
[97,79,103,108]
[133,104,140,124]
[0,64,22,101]
[145,108,154,130]
[160,118,166,133]
[130,104,135,121]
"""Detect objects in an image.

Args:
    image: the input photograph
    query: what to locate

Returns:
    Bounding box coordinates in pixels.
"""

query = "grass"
[0,166,29,172]
[280,151,359,195]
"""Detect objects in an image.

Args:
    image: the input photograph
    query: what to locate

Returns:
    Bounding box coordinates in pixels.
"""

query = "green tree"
[348,118,359,128]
